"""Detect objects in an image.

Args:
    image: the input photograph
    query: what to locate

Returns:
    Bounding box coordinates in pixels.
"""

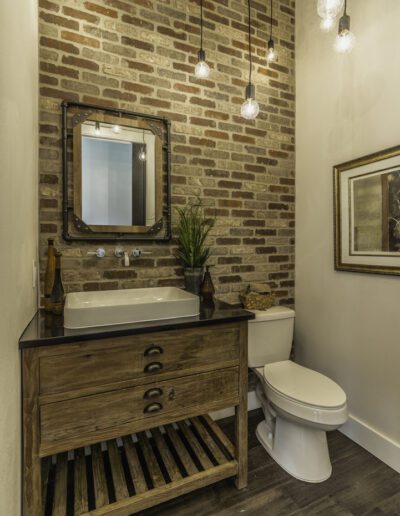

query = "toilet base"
[256,417,332,483]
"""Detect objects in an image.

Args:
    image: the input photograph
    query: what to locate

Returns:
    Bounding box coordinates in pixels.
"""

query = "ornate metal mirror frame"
[62,100,171,242]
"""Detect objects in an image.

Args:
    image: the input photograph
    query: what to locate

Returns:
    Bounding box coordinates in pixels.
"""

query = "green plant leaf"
[175,199,215,268]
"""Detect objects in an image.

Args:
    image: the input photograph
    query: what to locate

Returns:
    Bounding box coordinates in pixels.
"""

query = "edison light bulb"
[334,30,355,53]
[267,39,278,63]
[195,60,210,79]
[94,122,101,136]
[138,148,146,162]
[241,98,259,120]
[317,0,344,19]
[320,16,335,32]
[267,47,278,63]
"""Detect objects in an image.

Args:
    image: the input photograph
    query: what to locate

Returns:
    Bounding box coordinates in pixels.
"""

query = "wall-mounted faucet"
[87,248,106,258]
[132,248,152,258]
[114,248,130,267]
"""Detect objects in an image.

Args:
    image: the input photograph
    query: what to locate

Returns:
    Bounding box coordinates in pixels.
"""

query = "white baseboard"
[210,390,261,421]
[340,414,400,473]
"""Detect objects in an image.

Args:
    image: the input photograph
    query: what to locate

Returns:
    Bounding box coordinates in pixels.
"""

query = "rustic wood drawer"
[40,368,239,450]
[39,324,240,396]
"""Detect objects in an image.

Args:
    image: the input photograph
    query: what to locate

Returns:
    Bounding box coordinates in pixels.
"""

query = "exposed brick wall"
[39,0,295,304]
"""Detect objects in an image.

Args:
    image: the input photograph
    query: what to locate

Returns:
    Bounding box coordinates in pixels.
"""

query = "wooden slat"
[91,444,109,509]
[122,436,147,495]
[235,321,248,489]
[177,421,213,470]
[137,432,165,488]
[41,456,51,510]
[165,424,198,476]
[202,414,235,457]
[151,428,182,482]
[190,417,228,465]
[88,462,238,516]
[107,440,129,501]
[74,448,88,515]
[52,453,68,516]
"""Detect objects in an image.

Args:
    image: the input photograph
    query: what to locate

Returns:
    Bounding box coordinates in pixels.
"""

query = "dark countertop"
[19,299,255,349]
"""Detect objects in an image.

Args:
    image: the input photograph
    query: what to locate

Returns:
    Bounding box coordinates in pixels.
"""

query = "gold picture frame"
[334,145,400,276]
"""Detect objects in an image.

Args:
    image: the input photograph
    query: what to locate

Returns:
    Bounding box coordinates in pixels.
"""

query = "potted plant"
[175,201,214,294]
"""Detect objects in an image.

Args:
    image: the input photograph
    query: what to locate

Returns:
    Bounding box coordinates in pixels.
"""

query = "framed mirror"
[334,145,400,275]
[62,101,171,241]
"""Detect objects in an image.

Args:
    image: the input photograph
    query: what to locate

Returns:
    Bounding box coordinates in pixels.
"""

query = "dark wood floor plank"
[138,409,400,516]
[364,491,400,515]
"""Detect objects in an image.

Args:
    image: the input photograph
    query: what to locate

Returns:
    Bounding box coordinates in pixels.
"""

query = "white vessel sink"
[64,287,200,329]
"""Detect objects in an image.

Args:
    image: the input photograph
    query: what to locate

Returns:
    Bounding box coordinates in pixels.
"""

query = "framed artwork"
[334,145,400,275]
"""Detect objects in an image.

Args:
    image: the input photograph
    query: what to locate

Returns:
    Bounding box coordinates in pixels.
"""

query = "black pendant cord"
[247,0,252,85]
[344,0,347,14]
[270,0,273,40]
[200,0,204,50]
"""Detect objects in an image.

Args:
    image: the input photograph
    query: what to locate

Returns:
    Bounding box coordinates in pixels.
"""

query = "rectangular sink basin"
[64,287,200,329]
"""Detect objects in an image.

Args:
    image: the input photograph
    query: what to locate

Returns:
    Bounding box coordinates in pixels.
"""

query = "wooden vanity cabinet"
[22,321,248,515]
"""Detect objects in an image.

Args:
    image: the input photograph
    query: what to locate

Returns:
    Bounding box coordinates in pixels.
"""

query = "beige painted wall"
[296,0,400,471]
[0,0,38,513]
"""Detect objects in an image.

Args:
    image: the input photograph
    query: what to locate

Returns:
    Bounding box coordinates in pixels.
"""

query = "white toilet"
[248,306,348,483]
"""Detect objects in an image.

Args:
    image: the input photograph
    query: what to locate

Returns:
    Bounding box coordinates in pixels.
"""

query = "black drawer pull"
[144,402,162,414]
[144,362,163,373]
[144,345,163,357]
[144,388,163,400]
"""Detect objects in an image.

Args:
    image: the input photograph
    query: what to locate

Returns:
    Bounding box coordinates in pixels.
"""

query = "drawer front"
[39,324,240,396]
[40,368,239,446]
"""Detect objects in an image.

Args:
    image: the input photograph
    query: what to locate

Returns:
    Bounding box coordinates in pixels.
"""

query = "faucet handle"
[132,248,152,258]
[87,248,106,258]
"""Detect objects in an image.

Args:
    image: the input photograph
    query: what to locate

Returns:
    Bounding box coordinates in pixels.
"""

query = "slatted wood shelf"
[42,415,237,516]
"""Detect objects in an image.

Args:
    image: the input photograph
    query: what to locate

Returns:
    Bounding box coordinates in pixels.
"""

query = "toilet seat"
[255,361,348,426]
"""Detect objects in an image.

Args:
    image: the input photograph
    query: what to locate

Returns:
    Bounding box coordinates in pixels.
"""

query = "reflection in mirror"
[351,169,400,254]
[81,120,156,227]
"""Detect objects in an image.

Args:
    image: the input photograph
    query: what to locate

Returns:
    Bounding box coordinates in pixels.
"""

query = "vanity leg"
[22,349,42,515]
[235,322,248,490]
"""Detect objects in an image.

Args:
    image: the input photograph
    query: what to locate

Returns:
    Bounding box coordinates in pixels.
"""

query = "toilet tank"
[248,306,295,367]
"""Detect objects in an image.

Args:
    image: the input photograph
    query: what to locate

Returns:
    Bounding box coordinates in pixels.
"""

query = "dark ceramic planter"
[184,267,203,295]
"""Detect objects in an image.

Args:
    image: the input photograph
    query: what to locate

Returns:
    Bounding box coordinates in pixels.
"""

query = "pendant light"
[334,0,355,53]
[138,129,146,162]
[94,121,101,136]
[317,0,344,20]
[318,0,344,32]
[241,0,259,120]
[267,0,278,63]
[194,0,210,79]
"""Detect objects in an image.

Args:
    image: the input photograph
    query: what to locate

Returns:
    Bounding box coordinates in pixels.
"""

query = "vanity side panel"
[22,348,41,515]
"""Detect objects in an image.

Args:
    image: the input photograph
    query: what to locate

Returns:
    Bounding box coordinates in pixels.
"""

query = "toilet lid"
[263,361,347,409]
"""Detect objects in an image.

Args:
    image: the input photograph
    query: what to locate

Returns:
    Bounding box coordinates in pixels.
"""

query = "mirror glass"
[350,169,400,254]
[80,121,156,228]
